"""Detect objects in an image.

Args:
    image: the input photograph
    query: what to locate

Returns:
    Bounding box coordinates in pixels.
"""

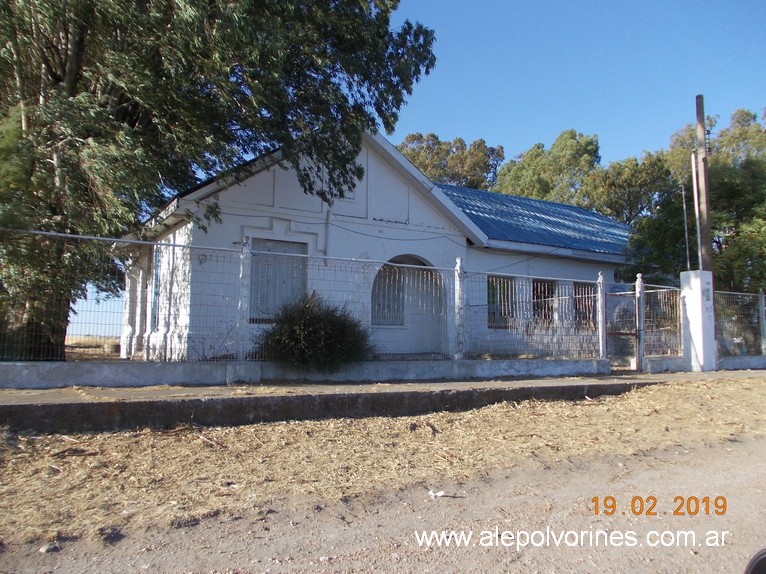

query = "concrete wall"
[643,356,686,374]
[0,358,610,390]
[717,355,766,371]
[681,270,717,372]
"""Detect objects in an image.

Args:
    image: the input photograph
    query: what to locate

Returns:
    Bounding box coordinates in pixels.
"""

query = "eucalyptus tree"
[622,109,766,290]
[582,151,676,226]
[397,132,505,189]
[0,0,435,359]
[494,129,600,205]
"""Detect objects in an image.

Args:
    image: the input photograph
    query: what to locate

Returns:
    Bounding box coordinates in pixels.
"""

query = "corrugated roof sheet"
[438,184,630,256]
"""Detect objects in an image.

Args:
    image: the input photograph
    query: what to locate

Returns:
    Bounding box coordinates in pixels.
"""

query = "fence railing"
[8,229,764,367]
[715,291,765,357]
[137,250,613,362]
[0,230,615,363]
[644,285,682,357]
[461,271,601,359]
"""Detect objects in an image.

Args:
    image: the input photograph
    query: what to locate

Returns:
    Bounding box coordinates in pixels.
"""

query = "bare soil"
[1,375,765,573]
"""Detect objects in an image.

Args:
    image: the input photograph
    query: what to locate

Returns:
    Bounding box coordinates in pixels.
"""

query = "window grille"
[532,279,556,323]
[573,281,596,329]
[249,239,307,322]
[487,275,517,328]
[371,264,404,325]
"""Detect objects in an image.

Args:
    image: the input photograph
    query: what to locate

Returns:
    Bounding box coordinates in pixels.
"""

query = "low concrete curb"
[0,379,656,433]
[0,359,611,389]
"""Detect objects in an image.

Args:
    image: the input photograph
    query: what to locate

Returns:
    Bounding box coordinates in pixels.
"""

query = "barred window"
[573,282,596,328]
[249,239,307,322]
[371,264,404,326]
[487,275,517,328]
[532,279,556,323]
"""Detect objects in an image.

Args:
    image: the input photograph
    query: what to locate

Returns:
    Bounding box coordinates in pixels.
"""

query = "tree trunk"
[0,297,69,361]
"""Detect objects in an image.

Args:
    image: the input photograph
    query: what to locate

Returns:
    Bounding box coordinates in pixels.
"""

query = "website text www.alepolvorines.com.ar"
[415,526,731,551]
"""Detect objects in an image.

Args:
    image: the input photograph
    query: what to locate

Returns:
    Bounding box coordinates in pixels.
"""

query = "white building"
[121,132,630,362]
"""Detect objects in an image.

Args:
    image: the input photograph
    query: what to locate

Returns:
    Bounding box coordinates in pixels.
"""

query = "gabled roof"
[437,184,630,257]
[146,131,630,263]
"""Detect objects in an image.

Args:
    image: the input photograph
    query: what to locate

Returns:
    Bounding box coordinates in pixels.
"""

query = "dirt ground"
[1,374,765,573]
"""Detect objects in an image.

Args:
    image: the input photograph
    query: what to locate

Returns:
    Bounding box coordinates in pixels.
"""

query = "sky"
[389,0,766,165]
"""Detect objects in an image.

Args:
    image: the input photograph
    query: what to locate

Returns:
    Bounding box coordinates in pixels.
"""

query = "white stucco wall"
[463,246,617,283]
[144,225,194,361]
[190,142,469,268]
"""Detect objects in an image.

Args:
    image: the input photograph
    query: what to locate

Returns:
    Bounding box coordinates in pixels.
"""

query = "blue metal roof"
[437,184,630,256]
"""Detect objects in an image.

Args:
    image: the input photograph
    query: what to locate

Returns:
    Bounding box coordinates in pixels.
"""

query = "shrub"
[258,292,374,372]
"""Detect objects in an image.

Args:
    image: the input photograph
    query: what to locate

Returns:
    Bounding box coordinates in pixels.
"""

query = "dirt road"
[2,375,765,573]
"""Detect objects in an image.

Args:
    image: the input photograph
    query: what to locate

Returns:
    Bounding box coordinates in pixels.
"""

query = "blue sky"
[390,0,766,164]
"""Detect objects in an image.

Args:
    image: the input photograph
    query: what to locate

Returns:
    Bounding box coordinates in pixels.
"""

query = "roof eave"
[363,132,435,191]
[141,152,285,235]
[483,238,627,264]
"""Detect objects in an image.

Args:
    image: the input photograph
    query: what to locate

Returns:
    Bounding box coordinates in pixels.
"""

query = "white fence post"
[597,272,607,360]
[635,273,645,371]
[120,258,139,359]
[454,257,465,360]
[236,238,251,361]
[680,270,717,371]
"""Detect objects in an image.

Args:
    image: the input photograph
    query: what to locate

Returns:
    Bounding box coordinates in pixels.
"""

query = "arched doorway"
[370,255,447,358]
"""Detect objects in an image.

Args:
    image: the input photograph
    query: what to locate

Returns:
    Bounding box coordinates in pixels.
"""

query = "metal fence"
[604,284,637,363]
[602,280,683,364]
[461,271,601,359]
[136,246,609,362]
[644,285,682,357]
[1,230,619,363]
[17,230,765,366]
[715,291,764,357]
[1,230,128,361]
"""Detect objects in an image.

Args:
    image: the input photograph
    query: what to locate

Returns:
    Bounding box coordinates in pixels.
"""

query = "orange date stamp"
[592,495,727,516]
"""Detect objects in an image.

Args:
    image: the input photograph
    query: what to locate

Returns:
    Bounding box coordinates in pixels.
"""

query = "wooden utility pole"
[694,94,714,271]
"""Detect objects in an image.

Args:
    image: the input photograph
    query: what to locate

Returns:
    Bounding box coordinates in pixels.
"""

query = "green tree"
[494,129,600,205]
[397,132,504,189]
[623,109,766,290]
[715,109,766,163]
[618,187,697,284]
[0,0,435,359]
[582,151,676,226]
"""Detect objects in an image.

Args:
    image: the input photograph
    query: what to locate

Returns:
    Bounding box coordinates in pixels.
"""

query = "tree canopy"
[622,109,766,289]
[397,132,504,189]
[494,129,600,205]
[488,115,766,291]
[0,0,436,227]
[581,151,676,226]
[0,0,436,358]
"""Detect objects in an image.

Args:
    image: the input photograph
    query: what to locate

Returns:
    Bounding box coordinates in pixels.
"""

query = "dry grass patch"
[1,376,764,544]
[64,335,121,361]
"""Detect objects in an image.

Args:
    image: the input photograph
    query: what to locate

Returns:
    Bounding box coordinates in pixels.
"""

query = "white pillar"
[635,273,645,372]
[597,272,607,360]
[681,270,717,371]
[453,257,465,360]
[120,258,138,359]
[236,238,251,361]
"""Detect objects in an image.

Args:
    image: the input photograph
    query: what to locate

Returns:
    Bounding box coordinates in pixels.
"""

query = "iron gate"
[606,289,638,368]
